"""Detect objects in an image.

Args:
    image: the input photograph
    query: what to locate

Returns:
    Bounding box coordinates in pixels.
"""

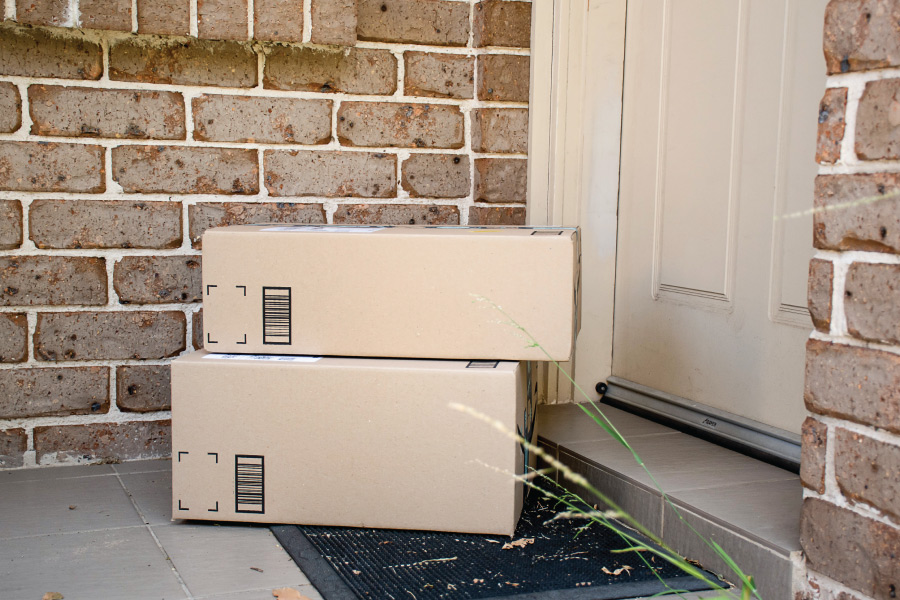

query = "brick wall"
[0,0,532,468]
[799,2,900,599]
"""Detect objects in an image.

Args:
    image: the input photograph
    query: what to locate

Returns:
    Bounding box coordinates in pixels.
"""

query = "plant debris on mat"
[271,491,724,600]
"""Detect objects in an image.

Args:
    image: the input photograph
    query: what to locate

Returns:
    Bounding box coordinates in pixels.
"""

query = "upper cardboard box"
[201,225,580,360]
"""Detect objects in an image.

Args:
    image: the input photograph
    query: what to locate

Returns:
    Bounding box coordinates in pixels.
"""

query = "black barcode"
[235,455,265,514]
[466,360,499,369]
[262,287,291,345]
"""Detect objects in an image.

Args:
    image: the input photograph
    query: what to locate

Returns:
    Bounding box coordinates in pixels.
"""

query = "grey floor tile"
[193,583,324,600]
[120,469,174,526]
[154,523,312,598]
[114,457,172,475]
[0,527,188,600]
[537,403,676,446]
[0,475,143,539]
[0,463,114,484]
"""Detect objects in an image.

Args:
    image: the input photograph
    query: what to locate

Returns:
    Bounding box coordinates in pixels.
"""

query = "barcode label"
[235,455,265,514]
[262,287,291,345]
[466,360,500,368]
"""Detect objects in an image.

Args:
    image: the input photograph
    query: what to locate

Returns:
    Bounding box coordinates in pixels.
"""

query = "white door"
[612,0,826,434]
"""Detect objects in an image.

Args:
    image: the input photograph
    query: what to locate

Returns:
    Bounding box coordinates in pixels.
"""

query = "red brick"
[189,202,326,248]
[34,420,172,463]
[337,102,463,149]
[0,82,22,134]
[857,78,900,160]
[311,0,357,45]
[110,37,257,88]
[0,200,23,250]
[401,153,469,198]
[0,313,27,363]
[0,366,109,418]
[199,0,248,40]
[29,86,185,140]
[845,262,900,345]
[808,258,834,333]
[472,108,528,153]
[357,0,469,46]
[265,150,396,197]
[137,0,190,35]
[29,200,182,250]
[0,429,27,469]
[117,365,171,412]
[34,311,186,361]
[193,95,331,144]
[836,428,900,520]
[114,256,202,304]
[404,52,473,100]
[0,142,105,193]
[805,339,900,434]
[192,308,203,349]
[15,0,68,27]
[0,22,102,79]
[333,204,459,225]
[0,256,107,306]
[264,46,397,95]
[475,158,526,203]
[112,146,258,195]
[468,205,526,225]
[474,0,531,48]
[824,0,900,74]
[800,497,900,599]
[818,88,847,164]
[801,416,828,493]
[814,174,900,254]
[79,0,133,31]
[254,0,303,42]
[478,54,530,102]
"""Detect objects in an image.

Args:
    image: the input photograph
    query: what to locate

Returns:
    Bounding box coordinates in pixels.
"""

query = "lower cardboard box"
[171,350,527,536]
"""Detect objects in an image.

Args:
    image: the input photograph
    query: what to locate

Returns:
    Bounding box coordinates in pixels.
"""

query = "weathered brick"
[333,204,459,225]
[472,108,528,153]
[29,86,185,140]
[824,0,900,74]
[117,365,171,412]
[34,420,172,463]
[357,0,469,46]
[468,205,526,225]
[189,202,326,248]
[193,95,331,144]
[0,200,23,250]
[30,200,182,250]
[112,146,258,195]
[337,102,463,149]
[0,429,27,469]
[0,313,27,363]
[79,0,133,31]
[845,262,900,345]
[0,22,102,79]
[836,428,900,520]
[0,256,107,306]
[110,37,257,88]
[199,0,248,40]
[808,258,834,333]
[818,88,847,164]
[254,0,303,42]
[401,153,469,198]
[0,367,109,418]
[478,54,530,102]
[814,174,900,254]
[114,256,202,304]
[192,308,203,349]
[0,142,105,193]
[801,497,900,599]
[34,311,186,361]
[0,82,22,134]
[16,0,68,27]
[474,0,531,48]
[137,0,190,35]
[801,417,828,493]
[856,79,900,160]
[805,339,900,434]
[404,52,473,99]
[311,0,357,45]
[264,46,396,95]
[265,150,396,197]
[475,158,526,203]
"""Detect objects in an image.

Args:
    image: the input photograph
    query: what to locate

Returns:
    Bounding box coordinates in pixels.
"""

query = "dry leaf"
[601,565,633,576]
[250,567,263,573]
[272,588,312,600]
[501,537,534,550]
[42,594,64,600]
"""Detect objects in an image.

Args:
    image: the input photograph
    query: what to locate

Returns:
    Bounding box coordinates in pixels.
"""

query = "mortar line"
[67,0,78,27]
[190,0,199,37]
[302,0,311,42]
[131,0,138,32]
[246,0,253,39]
[4,0,14,21]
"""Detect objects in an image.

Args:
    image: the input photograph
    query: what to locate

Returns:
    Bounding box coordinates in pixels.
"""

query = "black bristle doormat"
[270,492,725,600]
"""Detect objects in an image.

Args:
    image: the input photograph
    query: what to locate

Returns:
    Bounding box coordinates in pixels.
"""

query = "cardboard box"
[172,350,527,535]
[201,225,580,360]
